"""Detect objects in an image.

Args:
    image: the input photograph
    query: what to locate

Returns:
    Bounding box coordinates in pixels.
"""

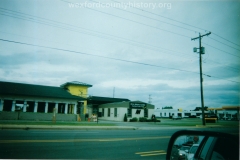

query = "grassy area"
[0,121,116,126]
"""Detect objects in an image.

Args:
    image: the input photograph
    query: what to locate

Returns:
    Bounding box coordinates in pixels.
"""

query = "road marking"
[136,150,166,157]
[0,136,170,144]
[30,131,99,134]
[99,139,124,141]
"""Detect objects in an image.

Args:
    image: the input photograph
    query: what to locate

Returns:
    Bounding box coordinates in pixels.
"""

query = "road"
[0,126,238,159]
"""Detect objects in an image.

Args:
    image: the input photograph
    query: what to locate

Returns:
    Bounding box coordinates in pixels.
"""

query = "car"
[186,144,199,160]
[178,145,190,159]
[172,116,182,120]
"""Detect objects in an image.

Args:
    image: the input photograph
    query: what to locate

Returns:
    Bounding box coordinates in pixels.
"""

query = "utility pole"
[113,87,115,98]
[148,94,152,104]
[191,32,211,126]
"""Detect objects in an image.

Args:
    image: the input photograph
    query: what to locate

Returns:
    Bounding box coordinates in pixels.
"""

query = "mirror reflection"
[170,135,204,160]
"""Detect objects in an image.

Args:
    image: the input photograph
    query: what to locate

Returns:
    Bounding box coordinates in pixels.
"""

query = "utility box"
[201,47,205,54]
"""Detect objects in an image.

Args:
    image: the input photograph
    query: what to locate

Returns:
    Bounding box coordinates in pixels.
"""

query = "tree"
[193,106,208,111]
[162,106,173,109]
[124,113,127,122]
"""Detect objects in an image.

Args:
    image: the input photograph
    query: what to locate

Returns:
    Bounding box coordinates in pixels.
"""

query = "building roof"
[0,81,86,100]
[87,96,130,105]
[60,81,92,88]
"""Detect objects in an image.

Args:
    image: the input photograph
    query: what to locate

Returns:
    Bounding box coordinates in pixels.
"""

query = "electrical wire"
[0,38,239,84]
[0,8,198,62]
[111,0,239,48]
[61,0,192,39]
[88,0,198,33]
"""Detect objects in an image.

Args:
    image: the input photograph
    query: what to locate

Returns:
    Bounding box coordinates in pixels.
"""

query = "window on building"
[136,109,141,114]
[127,108,132,117]
[114,108,117,117]
[108,108,110,117]
[164,113,166,116]
[102,108,104,117]
[144,109,148,117]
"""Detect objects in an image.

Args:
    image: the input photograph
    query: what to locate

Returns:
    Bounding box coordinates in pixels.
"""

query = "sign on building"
[129,102,146,109]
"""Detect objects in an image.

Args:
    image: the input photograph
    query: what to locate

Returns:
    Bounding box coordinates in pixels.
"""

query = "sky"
[0,0,239,110]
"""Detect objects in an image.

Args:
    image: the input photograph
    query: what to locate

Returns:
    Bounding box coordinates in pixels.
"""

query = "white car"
[187,144,199,160]
[178,145,190,160]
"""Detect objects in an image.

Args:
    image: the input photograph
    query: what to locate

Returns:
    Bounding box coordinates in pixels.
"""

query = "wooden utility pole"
[191,32,211,126]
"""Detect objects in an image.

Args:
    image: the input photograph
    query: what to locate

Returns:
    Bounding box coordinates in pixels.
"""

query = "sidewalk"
[0,119,237,130]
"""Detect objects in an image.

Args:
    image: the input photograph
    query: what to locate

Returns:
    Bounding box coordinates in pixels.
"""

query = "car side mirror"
[166,130,239,160]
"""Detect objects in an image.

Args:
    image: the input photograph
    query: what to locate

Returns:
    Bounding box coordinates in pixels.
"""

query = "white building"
[154,109,208,118]
[154,106,240,120]
[98,101,155,121]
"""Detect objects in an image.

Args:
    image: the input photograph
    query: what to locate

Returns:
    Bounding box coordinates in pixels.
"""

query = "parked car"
[172,116,182,120]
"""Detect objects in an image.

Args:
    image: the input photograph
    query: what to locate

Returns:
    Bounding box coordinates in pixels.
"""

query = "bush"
[124,114,128,122]
[139,117,147,122]
[129,117,138,122]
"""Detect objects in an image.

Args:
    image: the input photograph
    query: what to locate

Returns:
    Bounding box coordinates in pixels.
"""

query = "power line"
[203,43,240,58]
[0,8,198,63]
[110,0,240,48]
[88,0,198,33]
[212,33,240,48]
[63,1,239,59]
[208,37,240,52]
[1,5,239,74]
[0,38,238,84]
[111,0,208,32]
[1,6,239,61]
[0,38,200,74]
[61,0,192,39]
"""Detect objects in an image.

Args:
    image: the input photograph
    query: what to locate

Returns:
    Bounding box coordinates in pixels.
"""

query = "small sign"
[130,102,146,109]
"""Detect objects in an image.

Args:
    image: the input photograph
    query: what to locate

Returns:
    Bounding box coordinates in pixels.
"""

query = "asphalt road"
[0,126,238,160]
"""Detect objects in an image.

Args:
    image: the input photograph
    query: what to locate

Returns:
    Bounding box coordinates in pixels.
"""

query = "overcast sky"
[0,0,239,110]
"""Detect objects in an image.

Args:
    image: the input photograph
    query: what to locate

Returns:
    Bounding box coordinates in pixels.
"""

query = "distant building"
[98,101,155,121]
[155,106,240,120]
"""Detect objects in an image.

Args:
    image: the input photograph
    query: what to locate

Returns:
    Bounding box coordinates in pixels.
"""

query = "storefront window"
[114,108,117,117]
[108,108,110,117]
[144,108,148,117]
[127,108,132,117]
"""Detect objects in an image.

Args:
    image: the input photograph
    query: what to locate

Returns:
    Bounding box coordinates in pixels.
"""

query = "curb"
[0,125,137,130]
[195,125,236,128]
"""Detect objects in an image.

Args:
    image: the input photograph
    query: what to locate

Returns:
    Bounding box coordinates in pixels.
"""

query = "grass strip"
[0,121,116,126]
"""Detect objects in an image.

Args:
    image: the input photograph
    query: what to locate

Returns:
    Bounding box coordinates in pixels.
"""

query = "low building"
[155,106,240,120]
[87,96,130,117]
[155,108,209,118]
[98,101,155,121]
[0,81,85,121]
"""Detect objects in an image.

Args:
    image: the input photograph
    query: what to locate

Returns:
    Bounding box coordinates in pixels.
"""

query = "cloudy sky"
[0,0,239,110]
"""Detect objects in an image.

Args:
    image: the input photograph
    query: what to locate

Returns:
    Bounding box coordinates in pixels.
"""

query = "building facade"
[0,81,85,121]
[98,101,155,121]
